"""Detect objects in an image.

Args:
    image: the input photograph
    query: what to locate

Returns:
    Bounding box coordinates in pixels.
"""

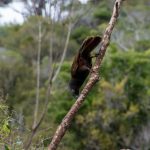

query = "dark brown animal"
[69,36,101,97]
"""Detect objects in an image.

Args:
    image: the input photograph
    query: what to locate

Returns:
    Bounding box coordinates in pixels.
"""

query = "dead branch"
[52,23,72,82]
[48,0,124,150]
[24,83,52,150]
[33,20,42,129]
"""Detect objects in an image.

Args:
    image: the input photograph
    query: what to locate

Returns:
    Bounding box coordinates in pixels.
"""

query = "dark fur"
[69,36,101,97]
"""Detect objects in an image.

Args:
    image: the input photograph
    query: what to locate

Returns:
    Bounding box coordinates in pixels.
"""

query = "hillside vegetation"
[0,0,150,149]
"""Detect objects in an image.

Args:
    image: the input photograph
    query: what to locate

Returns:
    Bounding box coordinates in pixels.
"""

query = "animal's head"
[69,79,79,98]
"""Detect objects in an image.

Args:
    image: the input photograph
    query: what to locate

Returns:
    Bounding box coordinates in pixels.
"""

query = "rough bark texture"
[48,0,124,150]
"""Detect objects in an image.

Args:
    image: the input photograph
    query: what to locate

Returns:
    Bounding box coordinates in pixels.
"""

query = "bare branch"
[33,21,42,129]
[24,20,42,150]
[52,23,72,82]
[24,80,53,150]
[48,0,124,150]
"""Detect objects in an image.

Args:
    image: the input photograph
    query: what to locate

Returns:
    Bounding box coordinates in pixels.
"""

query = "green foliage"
[45,49,150,150]
[69,50,150,149]
[0,96,10,149]
[135,40,150,51]
[71,26,91,43]
[0,0,150,149]
[0,24,21,49]
[93,8,111,22]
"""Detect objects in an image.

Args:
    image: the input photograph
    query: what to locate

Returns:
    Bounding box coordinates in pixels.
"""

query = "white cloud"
[0,0,88,25]
[79,0,88,3]
[0,2,24,25]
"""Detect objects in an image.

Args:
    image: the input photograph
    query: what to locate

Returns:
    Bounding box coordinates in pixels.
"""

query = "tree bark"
[48,0,124,150]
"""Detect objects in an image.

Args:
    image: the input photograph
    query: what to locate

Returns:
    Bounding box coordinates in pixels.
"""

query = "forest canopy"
[0,0,150,150]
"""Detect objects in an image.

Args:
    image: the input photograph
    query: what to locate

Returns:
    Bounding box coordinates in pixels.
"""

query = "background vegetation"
[0,0,150,149]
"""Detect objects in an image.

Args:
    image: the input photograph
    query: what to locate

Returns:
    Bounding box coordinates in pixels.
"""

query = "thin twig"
[24,81,52,150]
[52,23,72,82]
[33,20,42,129]
[48,0,124,150]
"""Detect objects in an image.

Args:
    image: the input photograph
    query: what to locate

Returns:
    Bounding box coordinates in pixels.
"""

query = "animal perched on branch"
[69,36,101,97]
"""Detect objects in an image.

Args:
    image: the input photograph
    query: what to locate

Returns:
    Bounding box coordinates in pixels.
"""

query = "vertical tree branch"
[52,23,72,82]
[33,20,42,129]
[48,0,57,79]
[24,20,42,150]
[48,0,124,150]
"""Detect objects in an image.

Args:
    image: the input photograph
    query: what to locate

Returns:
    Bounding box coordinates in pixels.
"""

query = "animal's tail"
[79,36,101,57]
